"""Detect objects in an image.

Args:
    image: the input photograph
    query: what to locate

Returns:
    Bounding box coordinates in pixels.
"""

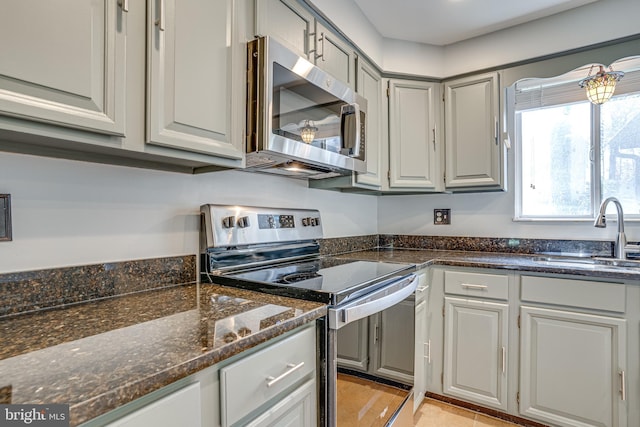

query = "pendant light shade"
[579,65,624,105]
[299,120,318,144]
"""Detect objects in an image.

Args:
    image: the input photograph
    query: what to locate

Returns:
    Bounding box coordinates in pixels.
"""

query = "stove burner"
[279,271,321,284]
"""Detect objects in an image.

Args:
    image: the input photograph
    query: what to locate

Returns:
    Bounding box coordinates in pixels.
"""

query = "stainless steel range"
[199,204,417,426]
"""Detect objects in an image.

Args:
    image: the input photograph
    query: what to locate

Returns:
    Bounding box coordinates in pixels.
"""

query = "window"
[514,62,640,220]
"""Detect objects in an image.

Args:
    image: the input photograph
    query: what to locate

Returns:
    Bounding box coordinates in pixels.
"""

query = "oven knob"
[222,216,235,229]
[302,217,309,227]
[237,216,250,228]
[311,217,320,226]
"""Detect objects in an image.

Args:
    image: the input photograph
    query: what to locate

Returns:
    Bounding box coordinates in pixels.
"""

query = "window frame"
[512,63,640,222]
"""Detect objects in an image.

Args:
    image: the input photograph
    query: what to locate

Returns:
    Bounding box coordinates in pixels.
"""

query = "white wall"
[377,147,640,243]
[443,0,640,77]
[0,152,377,273]
[311,0,640,78]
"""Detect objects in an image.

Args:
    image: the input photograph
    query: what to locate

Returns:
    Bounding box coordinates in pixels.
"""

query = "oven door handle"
[328,274,418,330]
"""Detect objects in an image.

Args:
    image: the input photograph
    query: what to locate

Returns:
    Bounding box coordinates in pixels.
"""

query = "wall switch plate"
[434,208,450,225]
[0,194,11,241]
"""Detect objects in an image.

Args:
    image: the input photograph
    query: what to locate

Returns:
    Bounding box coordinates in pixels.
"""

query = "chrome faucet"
[594,197,640,259]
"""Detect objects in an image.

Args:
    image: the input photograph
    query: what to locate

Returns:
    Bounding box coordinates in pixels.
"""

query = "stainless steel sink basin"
[532,255,640,271]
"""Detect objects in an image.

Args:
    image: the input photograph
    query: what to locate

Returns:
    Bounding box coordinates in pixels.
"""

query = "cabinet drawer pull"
[266,362,305,388]
[461,283,488,290]
[620,370,626,401]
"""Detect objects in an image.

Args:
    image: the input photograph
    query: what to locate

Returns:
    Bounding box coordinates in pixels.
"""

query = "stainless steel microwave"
[246,36,367,178]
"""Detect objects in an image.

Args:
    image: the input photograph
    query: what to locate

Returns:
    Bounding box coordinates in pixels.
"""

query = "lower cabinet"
[441,269,510,411]
[520,306,627,427]
[105,382,202,427]
[431,267,637,427]
[245,380,316,427]
[219,326,317,426]
[85,325,317,427]
[443,297,509,411]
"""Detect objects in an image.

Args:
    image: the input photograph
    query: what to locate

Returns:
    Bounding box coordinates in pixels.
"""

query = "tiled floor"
[337,373,520,427]
[413,398,520,427]
[337,373,408,426]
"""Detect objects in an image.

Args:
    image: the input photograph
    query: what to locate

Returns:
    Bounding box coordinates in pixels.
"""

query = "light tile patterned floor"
[413,398,520,427]
[337,373,521,427]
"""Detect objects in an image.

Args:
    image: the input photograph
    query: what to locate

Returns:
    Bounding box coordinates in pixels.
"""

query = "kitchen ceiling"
[352,0,599,46]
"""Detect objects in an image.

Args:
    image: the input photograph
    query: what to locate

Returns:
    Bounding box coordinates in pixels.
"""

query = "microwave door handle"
[340,103,361,157]
[352,103,361,157]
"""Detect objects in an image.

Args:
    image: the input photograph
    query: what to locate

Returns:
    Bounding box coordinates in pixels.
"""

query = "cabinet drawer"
[521,275,626,313]
[444,270,508,300]
[220,326,316,426]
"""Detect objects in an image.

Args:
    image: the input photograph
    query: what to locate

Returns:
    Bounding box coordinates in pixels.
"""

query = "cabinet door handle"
[118,0,129,12]
[266,362,305,388]
[317,32,325,62]
[620,370,626,401]
[501,346,506,374]
[494,117,499,145]
[155,0,165,31]
[432,126,436,151]
[425,339,431,364]
[461,283,488,290]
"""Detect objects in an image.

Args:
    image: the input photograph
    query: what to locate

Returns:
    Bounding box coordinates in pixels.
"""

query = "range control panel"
[201,204,323,248]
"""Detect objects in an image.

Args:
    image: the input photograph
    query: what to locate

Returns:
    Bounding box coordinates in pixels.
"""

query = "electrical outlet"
[0,194,11,241]
[434,208,451,225]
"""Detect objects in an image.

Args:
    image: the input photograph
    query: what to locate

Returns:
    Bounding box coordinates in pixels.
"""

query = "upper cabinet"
[255,0,356,89]
[0,0,126,136]
[443,72,505,190]
[0,0,245,172]
[388,79,442,191]
[354,59,385,189]
[146,0,244,159]
[313,22,356,89]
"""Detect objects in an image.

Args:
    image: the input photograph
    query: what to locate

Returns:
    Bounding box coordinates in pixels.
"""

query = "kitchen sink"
[532,255,640,271]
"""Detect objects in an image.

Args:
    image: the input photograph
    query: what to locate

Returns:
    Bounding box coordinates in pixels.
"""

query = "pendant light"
[578,65,624,105]
[299,120,318,144]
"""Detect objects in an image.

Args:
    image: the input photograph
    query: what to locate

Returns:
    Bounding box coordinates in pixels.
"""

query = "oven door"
[327,273,418,330]
[326,273,418,426]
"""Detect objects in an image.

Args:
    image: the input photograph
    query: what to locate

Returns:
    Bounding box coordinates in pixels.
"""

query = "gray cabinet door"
[520,306,627,427]
[246,380,316,427]
[413,281,429,413]
[314,22,356,89]
[146,0,244,159]
[337,317,369,371]
[104,382,201,427]
[443,297,508,410]
[255,0,314,59]
[444,72,504,190]
[388,79,442,190]
[354,59,384,189]
[371,297,415,384]
[0,0,126,135]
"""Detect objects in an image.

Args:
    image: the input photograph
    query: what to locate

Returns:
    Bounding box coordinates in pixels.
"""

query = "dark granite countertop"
[0,283,326,426]
[335,248,640,282]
